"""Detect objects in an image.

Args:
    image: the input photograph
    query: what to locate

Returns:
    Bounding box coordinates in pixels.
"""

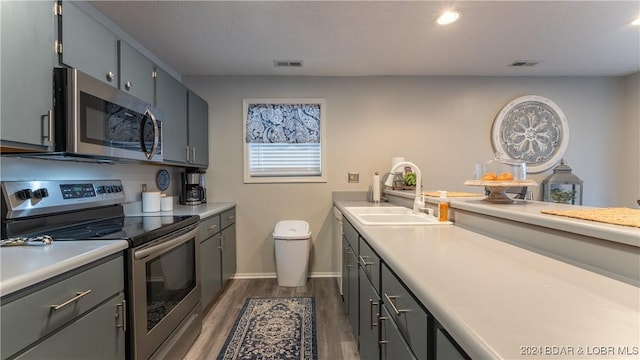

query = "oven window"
[145,239,195,331]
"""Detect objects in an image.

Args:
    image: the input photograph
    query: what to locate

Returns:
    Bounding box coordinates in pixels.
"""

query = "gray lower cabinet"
[0,255,125,360]
[220,208,237,285]
[358,237,381,359]
[380,305,417,360]
[118,40,155,104]
[156,67,189,164]
[359,267,380,360]
[187,91,209,168]
[381,263,428,360]
[59,0,118,86]
[348,246,359,339]
[436,326,469,360]
[199,213,222,310]
[199,207,236,311]
[341,236,351,314]
[341,214,470,360]
[1,0,54,149]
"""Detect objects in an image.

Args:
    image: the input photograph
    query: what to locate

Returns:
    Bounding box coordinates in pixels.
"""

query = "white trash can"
[273,220,311,287]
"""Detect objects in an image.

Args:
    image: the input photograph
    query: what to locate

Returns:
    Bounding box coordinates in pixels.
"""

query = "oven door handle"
[134,226,197,260]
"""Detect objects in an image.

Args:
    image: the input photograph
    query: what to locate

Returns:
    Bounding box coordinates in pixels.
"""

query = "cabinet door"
[60,0,117,86]
[1,0,54,149]
[341,236,351,314]
[118,40,155,104]
[200,234,222,309]
[382,263,429,359]
[380,305,417,360]
[348,247,359,339]
[156,67,188,164]
[16,293,126,360]
[187,90,209,167]
[221,224,236,285]
[359,267,380,360]
[436,327,469,360]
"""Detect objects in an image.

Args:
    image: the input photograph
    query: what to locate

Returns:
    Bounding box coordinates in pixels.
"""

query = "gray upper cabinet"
[1,0,54,149]
[118,40,155,104]
[187,91,210,168]
[157,67,189,164]
[59,0,117,86]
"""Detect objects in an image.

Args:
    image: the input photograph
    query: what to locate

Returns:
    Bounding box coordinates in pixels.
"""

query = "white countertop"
[336,200,640,359]
[1,201,235,299]
[124,200,235,219]
[0,240,128,297]
[387,189,640,248]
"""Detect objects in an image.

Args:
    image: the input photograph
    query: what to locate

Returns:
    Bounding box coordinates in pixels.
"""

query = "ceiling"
[90,1,640,77]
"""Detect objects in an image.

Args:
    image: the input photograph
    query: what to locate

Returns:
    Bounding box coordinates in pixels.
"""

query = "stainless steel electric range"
[1,179,202,360]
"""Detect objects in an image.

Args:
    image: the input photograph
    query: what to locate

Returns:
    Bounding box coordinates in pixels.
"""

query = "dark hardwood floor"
[183,278,360,360]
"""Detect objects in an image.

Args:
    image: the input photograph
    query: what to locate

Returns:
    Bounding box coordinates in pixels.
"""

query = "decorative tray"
[464,180,538,203]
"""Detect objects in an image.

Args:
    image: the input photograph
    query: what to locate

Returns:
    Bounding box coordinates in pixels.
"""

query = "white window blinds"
[248,143,321,177]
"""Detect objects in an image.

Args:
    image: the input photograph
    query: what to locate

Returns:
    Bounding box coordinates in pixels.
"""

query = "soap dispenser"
[438,191,449,222]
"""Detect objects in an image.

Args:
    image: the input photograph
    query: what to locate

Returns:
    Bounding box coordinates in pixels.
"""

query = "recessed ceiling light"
[437,10,460,25]
[631,16,640,26]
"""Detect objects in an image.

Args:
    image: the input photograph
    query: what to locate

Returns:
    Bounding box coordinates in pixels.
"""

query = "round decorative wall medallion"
[491,95,569,173]
[156,169,170,191]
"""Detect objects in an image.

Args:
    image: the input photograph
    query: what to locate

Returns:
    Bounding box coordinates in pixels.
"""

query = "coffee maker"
[180,169,206,205]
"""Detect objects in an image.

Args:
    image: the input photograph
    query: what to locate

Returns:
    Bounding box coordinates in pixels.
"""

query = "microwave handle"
[140,109,160,160]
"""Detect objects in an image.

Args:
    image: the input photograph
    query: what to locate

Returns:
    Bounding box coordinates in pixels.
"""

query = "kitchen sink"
[344,206,451,225]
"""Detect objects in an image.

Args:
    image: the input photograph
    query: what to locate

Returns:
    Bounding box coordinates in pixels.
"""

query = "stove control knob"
[16,189,33,200]
[33,188,49,199]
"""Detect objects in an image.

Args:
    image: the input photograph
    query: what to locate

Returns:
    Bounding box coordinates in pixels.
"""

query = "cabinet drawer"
[221,207,236,229]
[15,293,126,360]
[359,238,380,293]
[200,215,221,240]
[343,219,358,250]
[381,263,428,360]
[1,256,124,359]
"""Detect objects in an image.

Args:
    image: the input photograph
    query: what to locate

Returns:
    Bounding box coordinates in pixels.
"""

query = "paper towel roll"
[372,172,380,203]
[142,192,161,212]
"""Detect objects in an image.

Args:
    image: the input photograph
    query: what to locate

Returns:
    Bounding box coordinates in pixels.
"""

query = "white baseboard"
[232,272,339,280]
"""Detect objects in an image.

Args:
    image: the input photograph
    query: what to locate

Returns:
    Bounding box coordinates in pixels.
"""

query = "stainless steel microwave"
[53,68,162,162]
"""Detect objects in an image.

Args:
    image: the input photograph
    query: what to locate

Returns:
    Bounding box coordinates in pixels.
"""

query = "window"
[243,99,326,183]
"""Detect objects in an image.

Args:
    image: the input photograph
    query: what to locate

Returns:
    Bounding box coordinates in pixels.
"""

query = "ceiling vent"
[509,60,539,67]
[274,60,303,68]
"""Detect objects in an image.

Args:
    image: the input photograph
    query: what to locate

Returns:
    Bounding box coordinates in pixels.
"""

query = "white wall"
[183,74,633,277]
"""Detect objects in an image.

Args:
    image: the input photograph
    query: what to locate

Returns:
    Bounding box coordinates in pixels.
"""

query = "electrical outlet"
[348,172,359,183]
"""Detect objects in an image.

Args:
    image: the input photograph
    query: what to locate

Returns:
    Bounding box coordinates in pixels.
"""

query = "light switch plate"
[348,172,359,183]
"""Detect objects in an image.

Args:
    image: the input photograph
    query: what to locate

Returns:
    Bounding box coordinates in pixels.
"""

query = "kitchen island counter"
[335,200,639,360]
[0,240,128,297]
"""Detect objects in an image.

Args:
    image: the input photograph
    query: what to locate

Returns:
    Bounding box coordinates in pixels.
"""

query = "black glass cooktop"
[30,215,198,248]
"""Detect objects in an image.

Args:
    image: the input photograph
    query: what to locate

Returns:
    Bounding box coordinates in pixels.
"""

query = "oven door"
[130,224,200,360]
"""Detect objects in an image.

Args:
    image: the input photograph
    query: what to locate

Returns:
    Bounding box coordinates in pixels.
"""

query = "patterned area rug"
[217,297,317,360]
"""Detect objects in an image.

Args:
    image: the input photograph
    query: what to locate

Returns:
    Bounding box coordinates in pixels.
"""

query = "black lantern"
[542,159,583,205]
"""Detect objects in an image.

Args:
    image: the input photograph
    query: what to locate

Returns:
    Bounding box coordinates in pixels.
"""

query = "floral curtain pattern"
[246,103,321,144]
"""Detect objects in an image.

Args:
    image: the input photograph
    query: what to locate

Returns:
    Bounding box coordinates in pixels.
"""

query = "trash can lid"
[273,220,311,240]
